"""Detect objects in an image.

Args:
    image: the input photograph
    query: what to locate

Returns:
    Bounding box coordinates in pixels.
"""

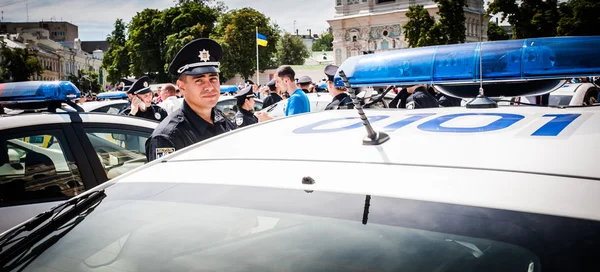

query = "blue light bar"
[0,81,81,103]
[335,36,600,87]
[317,82,328,90]
[98,91,127,100]
[220,85,238,93]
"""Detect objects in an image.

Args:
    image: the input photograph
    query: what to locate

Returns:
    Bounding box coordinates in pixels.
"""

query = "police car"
[0,81,158,233]
[549,82,599,106]
[176,95,264,121]
[1,36,599,272]
[260,92,333,118]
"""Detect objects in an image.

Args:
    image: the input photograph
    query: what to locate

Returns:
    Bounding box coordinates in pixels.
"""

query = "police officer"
[233,86,259,128]
[297,76,312,93]
[324,65,353,110]
[120,76,168,121]
[261,79,282,108]
[390,84,439,109]
[145,38,236,162]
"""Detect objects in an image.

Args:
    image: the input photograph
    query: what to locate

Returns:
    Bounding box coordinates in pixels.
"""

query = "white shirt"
[159,96,182,115]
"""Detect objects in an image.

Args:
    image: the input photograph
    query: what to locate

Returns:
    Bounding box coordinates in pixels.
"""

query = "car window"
[83,128,149,179]
[549,95,573,106]
[216,99,237,120]
[254,101,263,111]
[92,103,127,114]
[8,183,561,272]
[0,133,84,207]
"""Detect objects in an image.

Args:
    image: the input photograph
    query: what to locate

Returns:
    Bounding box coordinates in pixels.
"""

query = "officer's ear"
[176,77,186,92]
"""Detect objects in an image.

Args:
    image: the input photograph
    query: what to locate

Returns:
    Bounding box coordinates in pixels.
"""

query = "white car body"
[60,100,129,114]
[0,112,158,233]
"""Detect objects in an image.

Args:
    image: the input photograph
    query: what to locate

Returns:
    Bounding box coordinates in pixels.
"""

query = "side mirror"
[112,133,127,141]
[8,149,23,170]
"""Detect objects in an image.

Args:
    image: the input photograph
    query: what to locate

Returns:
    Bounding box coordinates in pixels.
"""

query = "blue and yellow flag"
[257,33,268,47]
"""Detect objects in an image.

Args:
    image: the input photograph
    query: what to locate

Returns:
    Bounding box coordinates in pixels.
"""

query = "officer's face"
[178,73,220,109]
[137,93,153,106]
[245,97,255,109]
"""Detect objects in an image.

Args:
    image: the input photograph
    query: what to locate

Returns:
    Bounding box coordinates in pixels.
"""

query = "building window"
[381,40,389,50]
[337,0,342,5]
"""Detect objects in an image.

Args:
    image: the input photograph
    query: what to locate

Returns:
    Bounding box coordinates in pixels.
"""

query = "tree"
[487,0,559,39]
[214,8,279,80]
[68,69,102,94]
[403,5,444,47]
[312,29,333,51]
[434,0,467,44]
[557,0,600,36]
[276,33,311,65]
[128,2,222,82]
[0,41,43,82]
[102,19,130,85]
[127,9,164,80]
[487,22,510,41]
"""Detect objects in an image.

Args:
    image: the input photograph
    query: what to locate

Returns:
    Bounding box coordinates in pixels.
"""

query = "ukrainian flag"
[257,33,268,47]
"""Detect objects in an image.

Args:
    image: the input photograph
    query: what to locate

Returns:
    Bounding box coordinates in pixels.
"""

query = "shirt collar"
[182,100,218,130]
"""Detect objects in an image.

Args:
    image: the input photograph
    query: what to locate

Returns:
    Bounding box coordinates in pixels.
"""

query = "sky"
[0,0,336,41]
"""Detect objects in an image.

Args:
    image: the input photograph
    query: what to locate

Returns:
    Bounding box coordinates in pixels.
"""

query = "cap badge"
[143,81,149,88]
[199,49,211,62]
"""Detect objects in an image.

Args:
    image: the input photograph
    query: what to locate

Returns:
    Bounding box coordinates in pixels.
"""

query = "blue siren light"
[98,91,127,100]
[335,36,600,86]
[0,81,81,103]
[220,85,238,93]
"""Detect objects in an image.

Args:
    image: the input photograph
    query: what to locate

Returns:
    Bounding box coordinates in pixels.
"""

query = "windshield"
[549,95,573,106]
[8,182,592,272]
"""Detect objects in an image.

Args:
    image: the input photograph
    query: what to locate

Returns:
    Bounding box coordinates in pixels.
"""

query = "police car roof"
[0,111,158,131]
[116,106,600,222]
[551,82,594,96]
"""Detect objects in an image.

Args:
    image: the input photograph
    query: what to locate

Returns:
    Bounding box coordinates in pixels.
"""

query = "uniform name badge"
[156,147,175,159]
[236,116,243,126]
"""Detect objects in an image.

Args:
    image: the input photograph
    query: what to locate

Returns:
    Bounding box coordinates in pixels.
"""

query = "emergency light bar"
[0,81,80,103]
[220,85,238,93]
[335,36,600,87]
[0,81,83,112]
[98,91,127,100]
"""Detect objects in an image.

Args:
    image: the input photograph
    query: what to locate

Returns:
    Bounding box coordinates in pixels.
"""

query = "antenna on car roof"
[338,70,390,145]
[466,8,498,109]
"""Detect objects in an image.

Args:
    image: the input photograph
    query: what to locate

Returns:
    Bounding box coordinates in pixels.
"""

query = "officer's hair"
[236,96,246,108]
[163,83,176,94]
[276,65,295,82]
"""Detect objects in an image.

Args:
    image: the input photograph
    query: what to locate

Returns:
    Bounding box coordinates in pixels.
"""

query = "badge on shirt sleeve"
[155,112,162,120]
[156,147,175,159]
[406,101,415,109]
[236,116,243,126]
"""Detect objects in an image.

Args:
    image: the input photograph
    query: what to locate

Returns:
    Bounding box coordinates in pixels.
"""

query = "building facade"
[327,0,486,65]
[0,21,78,42]
[0,29,105,85]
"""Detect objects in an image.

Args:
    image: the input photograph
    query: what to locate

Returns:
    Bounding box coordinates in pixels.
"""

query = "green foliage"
[557,0,600,36]
[403,5,444,47]
[214,7,279,80]
[126,2,221,82]
[487,22,510,41]
[127,9,164,79]
[312,30,333,51]
[68,69,102,94]
[0,41,44,82]
[487,0,559,39]
[102,19,130,85]
[276,33,311,65]
[433,0,467,44]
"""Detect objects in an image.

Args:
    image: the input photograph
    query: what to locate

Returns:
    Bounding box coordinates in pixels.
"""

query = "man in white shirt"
[158,83,182,115]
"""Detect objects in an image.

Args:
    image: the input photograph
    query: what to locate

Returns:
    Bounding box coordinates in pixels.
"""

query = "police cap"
[120,78,135,87]
[129,76,152,95]
[297,76,312,84]
[235,86,256,101]
[324,64,345,88]
[168,38,222,76]
[324,65,338,81]
[266,79,276,91]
